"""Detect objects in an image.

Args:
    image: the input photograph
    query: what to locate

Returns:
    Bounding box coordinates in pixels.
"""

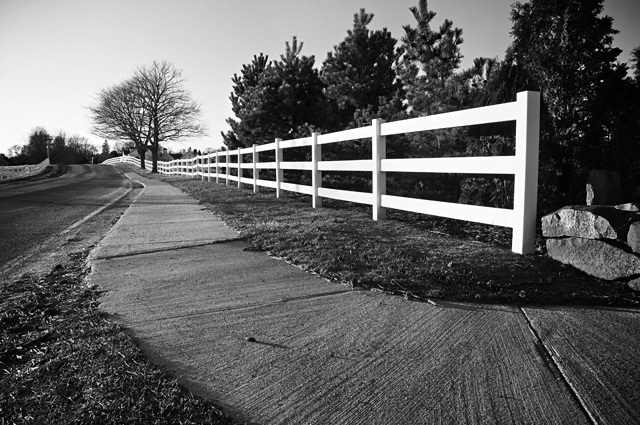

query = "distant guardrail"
[104,91,540,254]
[0,158,50,182]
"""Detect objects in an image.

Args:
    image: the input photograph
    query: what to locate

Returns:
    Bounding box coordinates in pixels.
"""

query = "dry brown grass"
[0,249,238,425]
[154,173,640,307]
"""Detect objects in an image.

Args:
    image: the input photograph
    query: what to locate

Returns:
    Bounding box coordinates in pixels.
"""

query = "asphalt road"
[0,164,131,272]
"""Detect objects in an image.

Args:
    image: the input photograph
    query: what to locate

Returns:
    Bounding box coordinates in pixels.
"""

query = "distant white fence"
[104,91,540,254]
[0,158,50,181]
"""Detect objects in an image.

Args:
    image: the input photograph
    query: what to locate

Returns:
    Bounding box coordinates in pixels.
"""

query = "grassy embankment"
[0,249,238,424]
[3,165,638,424]
[1,167,237,424]
[0,164,69,185]
[144,171,640,307]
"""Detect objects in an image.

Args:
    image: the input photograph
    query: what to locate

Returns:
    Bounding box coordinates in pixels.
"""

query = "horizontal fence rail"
[104,91,540,254]
[0,158,50,181]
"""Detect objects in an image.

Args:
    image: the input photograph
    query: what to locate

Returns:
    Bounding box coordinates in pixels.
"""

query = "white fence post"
[122,93,538,256]
[275,138,283,198]
[201,155,204,181]
[372,118,386,220]
[238,150,242,188]
[215,152,220,183]
[253,144,259,193]
[226,150,230,185]
[512,91,540,254]
[312,132,322,208]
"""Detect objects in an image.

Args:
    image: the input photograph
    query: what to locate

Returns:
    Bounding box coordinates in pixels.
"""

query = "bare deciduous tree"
[66,135,98,164]
[88,80,153,169]
[88,60,207,172]
[134,61,207,172]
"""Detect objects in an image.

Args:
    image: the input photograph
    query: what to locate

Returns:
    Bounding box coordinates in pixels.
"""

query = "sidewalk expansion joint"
[93,239,243,260]
[519,307,598,425]
[127,289,356,325]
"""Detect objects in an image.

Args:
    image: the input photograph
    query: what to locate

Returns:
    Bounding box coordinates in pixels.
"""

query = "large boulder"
[586,170,623,205]
[541,205,639,243]
[628,222,640,254]
[628,277,640,292]
[546,237,640,280]
[615,202,640,212]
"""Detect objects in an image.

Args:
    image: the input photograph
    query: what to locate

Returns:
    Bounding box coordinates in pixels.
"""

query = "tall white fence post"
[512,91,540,254]
[105,92,541,255]
[237,151,242,188]
[215,152,220,183]
[275,138,283,198]
[372,118,386,220]
[252,144,259,193]
[312,132,322,208]
[225,150,230,185]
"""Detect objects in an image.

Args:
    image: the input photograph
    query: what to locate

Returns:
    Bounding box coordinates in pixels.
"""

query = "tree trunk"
[151,146,159,173]
[152,117,160,173]
[137,147,146,169]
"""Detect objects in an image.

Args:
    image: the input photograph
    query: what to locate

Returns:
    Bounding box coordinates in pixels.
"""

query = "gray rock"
[628,277,640,292]
[546,237,640,280]
[586,170,623,205]
[628,222,640,254]
[541,205,638,241]
[615,203,640,212]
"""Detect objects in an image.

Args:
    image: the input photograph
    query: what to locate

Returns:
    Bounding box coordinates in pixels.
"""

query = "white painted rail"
[103,91,540,254]
[0,158,50,181]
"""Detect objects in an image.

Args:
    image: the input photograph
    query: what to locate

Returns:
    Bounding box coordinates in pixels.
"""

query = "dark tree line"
[498,0,640,206]
[8,127,99,165]
[222,0,640,213]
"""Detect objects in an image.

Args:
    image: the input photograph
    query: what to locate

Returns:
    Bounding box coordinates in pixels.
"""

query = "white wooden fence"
[104,91,540,254]
[0,158,50,181]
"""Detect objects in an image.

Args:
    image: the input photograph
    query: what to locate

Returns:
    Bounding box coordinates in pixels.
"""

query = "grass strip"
[146,173,640,306]
[0,249,238,425]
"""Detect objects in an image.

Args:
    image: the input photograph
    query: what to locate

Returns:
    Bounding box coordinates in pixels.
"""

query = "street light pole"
[46,135,51,161]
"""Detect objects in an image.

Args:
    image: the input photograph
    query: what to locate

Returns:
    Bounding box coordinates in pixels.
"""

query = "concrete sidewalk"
[89,165,640,424]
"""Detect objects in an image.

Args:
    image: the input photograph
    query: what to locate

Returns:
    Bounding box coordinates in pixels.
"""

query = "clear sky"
[1,0,638,156]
